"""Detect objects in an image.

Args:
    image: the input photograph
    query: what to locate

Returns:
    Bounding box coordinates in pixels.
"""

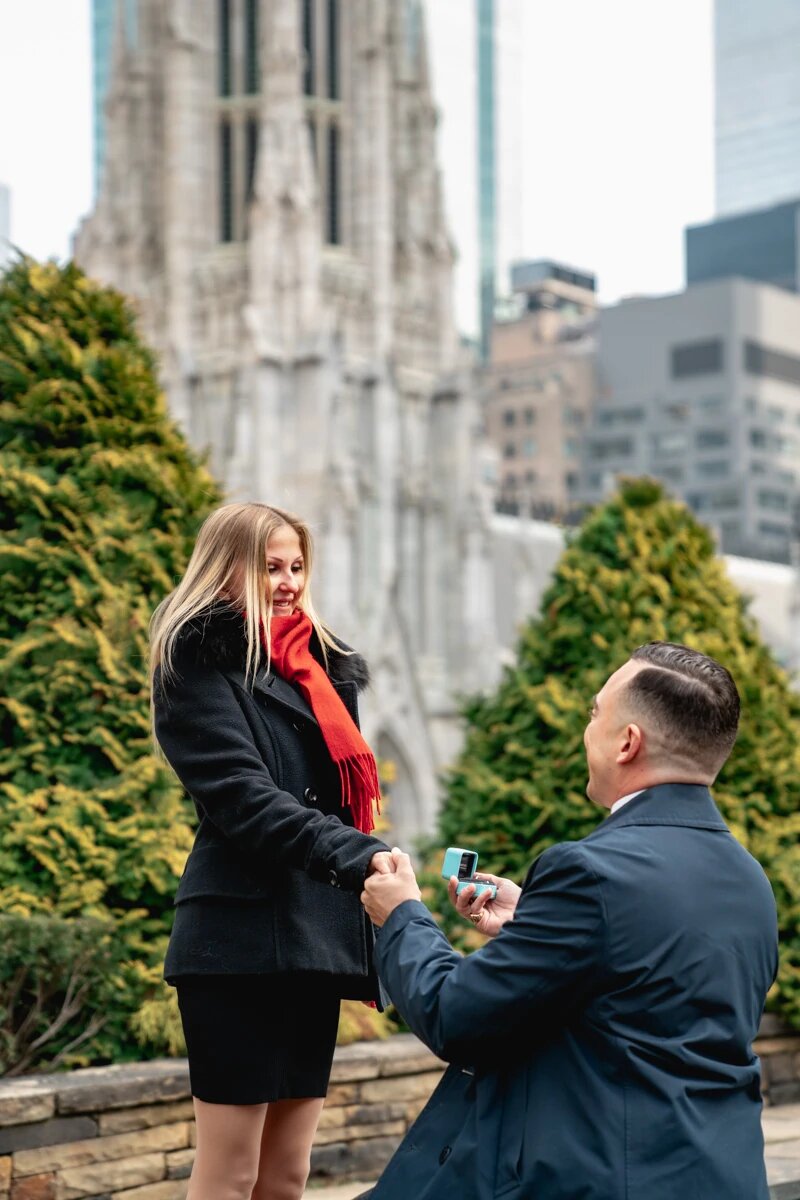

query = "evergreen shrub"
[430,479,800,1025]
[0,258,221,1068]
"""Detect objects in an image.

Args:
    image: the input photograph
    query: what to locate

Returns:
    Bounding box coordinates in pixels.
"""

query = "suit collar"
[588,783,729,835]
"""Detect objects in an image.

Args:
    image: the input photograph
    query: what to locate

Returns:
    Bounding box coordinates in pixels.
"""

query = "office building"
[715,0,800,216]
[687,198,800,293]
[422,0,524,350]
[92,0,137,194]
[486,260,597,516]
[580,277,800,563]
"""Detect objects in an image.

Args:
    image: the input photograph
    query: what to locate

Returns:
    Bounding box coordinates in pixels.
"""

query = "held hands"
[367,851,395,877]
[448,872,521,938]
[361,847,421,927]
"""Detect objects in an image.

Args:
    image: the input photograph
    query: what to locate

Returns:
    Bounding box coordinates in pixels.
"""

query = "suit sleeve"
[154,660,389,892]
[374,843,607,1064]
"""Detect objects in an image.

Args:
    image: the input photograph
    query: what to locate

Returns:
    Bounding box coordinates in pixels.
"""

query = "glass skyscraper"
[715,0,800,216]
[92,0,137,196]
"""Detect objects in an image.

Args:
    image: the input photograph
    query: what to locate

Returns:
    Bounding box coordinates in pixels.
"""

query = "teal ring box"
[441,846,497,900]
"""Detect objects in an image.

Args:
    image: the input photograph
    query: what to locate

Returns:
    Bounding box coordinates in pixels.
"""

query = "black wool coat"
[154,603,390,996]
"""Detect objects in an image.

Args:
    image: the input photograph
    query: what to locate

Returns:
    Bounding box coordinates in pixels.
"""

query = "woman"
[150,502,392,1200]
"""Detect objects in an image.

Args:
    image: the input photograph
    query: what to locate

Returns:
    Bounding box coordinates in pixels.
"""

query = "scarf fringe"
[337,753,381,836]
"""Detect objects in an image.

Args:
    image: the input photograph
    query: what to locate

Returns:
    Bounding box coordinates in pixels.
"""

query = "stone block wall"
[0,1022,797,1196]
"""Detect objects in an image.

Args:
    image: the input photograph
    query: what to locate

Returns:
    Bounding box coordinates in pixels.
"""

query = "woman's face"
[266,525,305,615]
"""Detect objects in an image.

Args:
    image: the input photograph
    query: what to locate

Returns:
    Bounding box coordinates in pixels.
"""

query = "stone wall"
[0,1022,797,1197]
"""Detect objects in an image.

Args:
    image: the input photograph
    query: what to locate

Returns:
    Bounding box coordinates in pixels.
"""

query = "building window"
[304,0,346,245]
[699,395,725,415]
[522,437,537,458]
[758,489,789,511]
[660,465,685,484]
[216,0,262,242]
[758,521,789,539]
[591,438,633,459]
[652,432,689,457]
[327,0,339,99]
[697,459,729,478]
[219,119,234,242]
[744,341,800,388]
[504,443,517,459]
[218,0,232,96]
[564,438,579,459]
[326,124,340,244]
[303,0,315,95]
[245,117,259,203]
[671,339,724,379]
[665,401,689,420]
[695,429,729,450]
[524,407,535,425]
[244,0,260,93]
[525,470,537,484]
[503,409,516,427]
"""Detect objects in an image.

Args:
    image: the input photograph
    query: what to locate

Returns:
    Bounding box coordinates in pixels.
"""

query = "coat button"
[304,788,318,805]
[439,1146,451,1165]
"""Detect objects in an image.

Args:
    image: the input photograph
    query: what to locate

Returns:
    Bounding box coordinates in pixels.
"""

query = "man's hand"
[362,848,421,927]
[367,851,396,877]
[448,872,521,938]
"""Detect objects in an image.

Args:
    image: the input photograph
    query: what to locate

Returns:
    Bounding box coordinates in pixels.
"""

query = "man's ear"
[617,723,643,764]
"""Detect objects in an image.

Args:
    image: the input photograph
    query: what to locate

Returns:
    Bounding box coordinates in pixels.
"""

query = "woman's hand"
[448,872,521,938]
[367,851,395,876]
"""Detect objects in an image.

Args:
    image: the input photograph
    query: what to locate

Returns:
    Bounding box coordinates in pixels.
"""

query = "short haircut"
[626,642,740,774]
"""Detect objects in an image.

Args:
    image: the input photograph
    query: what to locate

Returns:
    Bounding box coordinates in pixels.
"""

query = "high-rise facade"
[422,0,524,350]
[92,0,137,195]
[579,277,800,564]
[715,0,800,216]
[686,198,800,294]
[486,260,597,518]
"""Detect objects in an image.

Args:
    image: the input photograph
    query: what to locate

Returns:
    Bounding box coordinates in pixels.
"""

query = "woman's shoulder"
[169,602,247,672]
[311,630,370,693]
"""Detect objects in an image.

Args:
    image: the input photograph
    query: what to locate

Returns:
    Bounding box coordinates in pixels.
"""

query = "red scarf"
[265,611,381,835]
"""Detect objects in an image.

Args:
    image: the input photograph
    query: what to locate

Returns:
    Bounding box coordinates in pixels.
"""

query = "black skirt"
[175,975,341,1105]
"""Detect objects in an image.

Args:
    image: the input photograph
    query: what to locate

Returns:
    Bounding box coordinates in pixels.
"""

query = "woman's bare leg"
[186,1098,267,1200]
[251,1096,326,1200]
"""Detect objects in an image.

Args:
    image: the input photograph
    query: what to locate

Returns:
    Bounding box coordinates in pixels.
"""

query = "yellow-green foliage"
[434,478,800,1025]
[0,258,222,1067]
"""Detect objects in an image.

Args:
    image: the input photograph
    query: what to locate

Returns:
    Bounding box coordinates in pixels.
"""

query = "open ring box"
[441,847,497,900]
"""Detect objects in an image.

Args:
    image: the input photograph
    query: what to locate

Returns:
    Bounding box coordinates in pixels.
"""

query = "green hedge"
[0,258,222,1068]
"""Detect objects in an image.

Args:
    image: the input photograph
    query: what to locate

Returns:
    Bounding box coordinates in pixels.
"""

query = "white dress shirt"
[610,789,644,815]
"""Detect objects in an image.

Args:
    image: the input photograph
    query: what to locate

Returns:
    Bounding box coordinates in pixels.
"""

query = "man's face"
[583,660,644,808]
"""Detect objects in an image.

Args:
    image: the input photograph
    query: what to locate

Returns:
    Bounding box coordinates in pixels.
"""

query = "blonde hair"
[149,502,340,717]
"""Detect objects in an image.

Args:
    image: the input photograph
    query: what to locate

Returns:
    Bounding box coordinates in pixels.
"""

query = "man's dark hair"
[626,642,740,773]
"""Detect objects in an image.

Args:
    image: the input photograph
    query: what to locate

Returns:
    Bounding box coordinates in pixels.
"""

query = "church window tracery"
[303,0,345,245]
[215,0,344,246]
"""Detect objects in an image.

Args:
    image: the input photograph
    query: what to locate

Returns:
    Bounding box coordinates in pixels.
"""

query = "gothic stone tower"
[76,0,500,844]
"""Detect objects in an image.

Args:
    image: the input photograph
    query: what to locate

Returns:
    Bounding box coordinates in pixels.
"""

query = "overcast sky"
[0,0,714,324]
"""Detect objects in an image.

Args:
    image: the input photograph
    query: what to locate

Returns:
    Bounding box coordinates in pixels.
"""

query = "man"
[360,643,778,1200]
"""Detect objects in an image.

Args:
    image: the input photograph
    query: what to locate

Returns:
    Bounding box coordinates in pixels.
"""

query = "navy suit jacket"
[372,785,778,1200]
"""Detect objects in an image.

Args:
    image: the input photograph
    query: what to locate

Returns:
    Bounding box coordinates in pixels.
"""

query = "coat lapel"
[247,670,360,730]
